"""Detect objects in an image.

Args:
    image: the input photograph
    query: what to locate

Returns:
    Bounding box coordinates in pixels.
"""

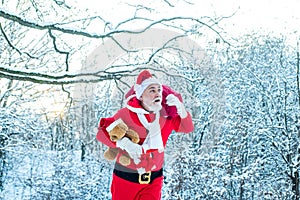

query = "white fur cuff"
[106,118,124,132]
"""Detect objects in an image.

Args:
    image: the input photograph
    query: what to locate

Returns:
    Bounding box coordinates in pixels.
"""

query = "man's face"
[140,84,162,112]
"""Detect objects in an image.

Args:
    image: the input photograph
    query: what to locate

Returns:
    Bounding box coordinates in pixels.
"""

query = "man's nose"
[155,91,161,97]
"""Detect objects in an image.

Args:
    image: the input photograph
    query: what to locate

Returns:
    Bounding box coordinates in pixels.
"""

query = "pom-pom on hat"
[134,70,161,99]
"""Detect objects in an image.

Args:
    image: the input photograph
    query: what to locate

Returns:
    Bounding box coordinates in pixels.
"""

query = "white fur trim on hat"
[134,77,161,99]
[106,118,124,132]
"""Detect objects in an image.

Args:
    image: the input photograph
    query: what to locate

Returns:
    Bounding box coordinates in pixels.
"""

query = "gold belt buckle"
[139,171,151,184]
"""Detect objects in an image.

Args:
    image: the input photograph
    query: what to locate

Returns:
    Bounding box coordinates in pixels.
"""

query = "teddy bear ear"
[106,118,125,132]
[117,122,128,131]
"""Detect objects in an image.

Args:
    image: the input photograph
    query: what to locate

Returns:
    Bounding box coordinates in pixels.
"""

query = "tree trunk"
[239,179,244,200]
[292,171,300,200]
[296,39,300,109]
[81,143,85,161]
[0,136,6,191]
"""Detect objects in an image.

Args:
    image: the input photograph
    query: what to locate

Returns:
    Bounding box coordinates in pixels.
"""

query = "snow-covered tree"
[218,33,300,199]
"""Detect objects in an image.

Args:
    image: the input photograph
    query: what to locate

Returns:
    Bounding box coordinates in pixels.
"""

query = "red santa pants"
[111,173,163,200]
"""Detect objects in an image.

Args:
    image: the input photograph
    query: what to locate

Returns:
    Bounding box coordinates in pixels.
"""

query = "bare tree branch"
[0,9,225,43]
[48,29,70,71]
[52,0,71,9]
[162,0,175,7]
[0,66,118,84]
[0,22,38,59]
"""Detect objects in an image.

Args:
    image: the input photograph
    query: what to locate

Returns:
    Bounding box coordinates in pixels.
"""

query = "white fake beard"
[148,103,162,112]
[143,97,162,112]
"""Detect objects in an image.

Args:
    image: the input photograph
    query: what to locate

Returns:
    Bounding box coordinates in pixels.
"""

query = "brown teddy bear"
[103,119,140,166]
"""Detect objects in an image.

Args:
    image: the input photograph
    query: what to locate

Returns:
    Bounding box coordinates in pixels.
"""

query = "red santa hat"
[134,70,161,99]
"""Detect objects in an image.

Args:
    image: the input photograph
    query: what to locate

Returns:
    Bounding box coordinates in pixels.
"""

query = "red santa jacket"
[96,96,194,172]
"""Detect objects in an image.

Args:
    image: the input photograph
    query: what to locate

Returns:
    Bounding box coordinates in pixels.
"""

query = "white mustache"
[152,97,162,103]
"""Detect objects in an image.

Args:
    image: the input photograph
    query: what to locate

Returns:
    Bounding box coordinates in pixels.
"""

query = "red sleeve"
[96,117,117,148]
[173,112,194,133]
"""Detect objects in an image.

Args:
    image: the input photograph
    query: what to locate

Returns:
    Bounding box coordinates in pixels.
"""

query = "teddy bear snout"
[110,135,119,142]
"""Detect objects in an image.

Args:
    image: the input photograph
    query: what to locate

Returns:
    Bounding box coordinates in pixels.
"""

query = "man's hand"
[166,94,188,118]
[116,137,142,164]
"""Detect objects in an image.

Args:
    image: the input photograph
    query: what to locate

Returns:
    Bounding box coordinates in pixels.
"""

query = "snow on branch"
[0,9,224,42]
[0,66,122,84]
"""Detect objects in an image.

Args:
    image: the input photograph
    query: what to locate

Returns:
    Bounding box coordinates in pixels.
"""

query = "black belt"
[113,162,163,184]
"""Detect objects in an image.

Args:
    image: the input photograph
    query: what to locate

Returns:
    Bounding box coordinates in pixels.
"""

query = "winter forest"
[0,0,300,199]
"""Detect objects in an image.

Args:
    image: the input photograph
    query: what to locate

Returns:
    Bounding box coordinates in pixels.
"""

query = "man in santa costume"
[96,69,194,200]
